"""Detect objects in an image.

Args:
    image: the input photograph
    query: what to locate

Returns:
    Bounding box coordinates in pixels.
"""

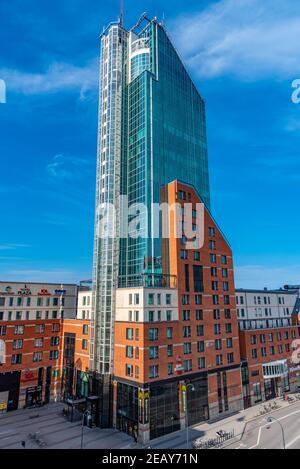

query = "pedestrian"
[133,426,138,443]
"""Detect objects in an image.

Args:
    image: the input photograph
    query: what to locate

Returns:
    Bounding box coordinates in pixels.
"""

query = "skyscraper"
[91,14,217,430]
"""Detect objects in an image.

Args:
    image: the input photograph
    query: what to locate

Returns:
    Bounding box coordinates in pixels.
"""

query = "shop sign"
[55,289,66,295]
[18,285,31,296]
[38,289,50,296]
[0,403,7,411]
[0,286,14,295]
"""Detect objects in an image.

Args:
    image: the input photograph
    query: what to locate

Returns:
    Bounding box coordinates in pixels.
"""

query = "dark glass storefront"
[186,374,209,426]
[62,333,75,399]
[117,382,139,435]
[150,381,180,440]
[0,371,21,411]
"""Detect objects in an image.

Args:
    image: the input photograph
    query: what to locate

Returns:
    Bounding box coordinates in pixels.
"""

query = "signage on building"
[138,390,150,400]
[0,403,7,411]
[175,356,184,375]
[55,289,66,295]
[38,289,50,296]
[21,372,35,383]
[18,285,31,296]
[0,286,14,295]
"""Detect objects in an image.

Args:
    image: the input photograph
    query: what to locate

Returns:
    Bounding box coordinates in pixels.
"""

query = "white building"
[77,290,92,320]
[0,282,78,321]
[236,287,299,331]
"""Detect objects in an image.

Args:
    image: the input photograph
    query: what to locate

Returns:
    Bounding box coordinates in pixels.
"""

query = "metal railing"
[192,429,235,450]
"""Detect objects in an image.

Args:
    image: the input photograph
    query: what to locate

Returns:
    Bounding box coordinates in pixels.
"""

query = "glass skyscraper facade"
[91,16,210,375]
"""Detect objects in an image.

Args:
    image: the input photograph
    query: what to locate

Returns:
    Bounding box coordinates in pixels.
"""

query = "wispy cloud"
[46,154,91,180]
[3,269,89,283]
[235,264,300,289]
[0,59,98,97]
[171,0,300,80]
[0,244,30,251]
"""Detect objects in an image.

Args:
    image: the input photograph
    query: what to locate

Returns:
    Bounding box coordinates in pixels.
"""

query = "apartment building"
[0,282,91,412]
[113,181,243,443]
[236,287,300,407]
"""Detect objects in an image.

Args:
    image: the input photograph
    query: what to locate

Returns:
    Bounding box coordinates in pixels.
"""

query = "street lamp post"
[184,383,195,449]
[267,416,286,449]
[81,410,91,449]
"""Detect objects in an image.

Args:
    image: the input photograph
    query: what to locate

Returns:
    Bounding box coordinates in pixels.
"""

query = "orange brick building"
[113,181,243,443]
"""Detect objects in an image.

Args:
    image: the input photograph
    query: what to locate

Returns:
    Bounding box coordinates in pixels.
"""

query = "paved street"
[0,403,134,450]
[223,401,300,450]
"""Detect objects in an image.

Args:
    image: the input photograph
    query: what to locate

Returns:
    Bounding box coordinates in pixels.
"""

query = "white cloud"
[0,244,30,251]
[170,0,300,80]
[46,154,91,180]
[235,264,300,289]
[0,59,99,96]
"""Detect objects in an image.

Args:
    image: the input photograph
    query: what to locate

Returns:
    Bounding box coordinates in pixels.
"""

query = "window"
[13,339,23,350]
[53,298,59,306]
[182,310,190,321]
[126,364,133,377]
[157,294,161,305]
[52,323,60,333]
[224,295,230,305]
[148,311,154,322]
[36,311,42,320]
[196,325,204,337]
[215,339,222,350]
[223,282,229,292]
[82,325,88,335]
[183,326,191,338]
[214,324,221,335]
[193,251,201,261]
[33,352,43,362]
[134,293,139,305]
[166,294,172,305]
[213,295,219,305]
[178,190,186,200]
[211,267,218,277]
[126,346,134,358]
[148,294,154,305]
[168,364,173,376]
[225,309,231,319]
[149,365,159,378]
[167,327,173,339]
[197,341,205,353]
[213,309,221,320]
[184,343,192,355]
[198,357,206,369]
[126,328,134,340]
[209,240,216,250]
[252,349,258,359]
[37,297,43,307]
[149,346,158,360]
[16,311,22,320]
[180,250,188,260]
[212,281,218,291]
[210,254,217,263]
[226,338,233,348]
[208,227,215,237]
[251,335,256,345]
[225,323,232,334]
[196,309,203,320]
[11,354,22,365]
[149,328,158,341]
[166,310,172,321]
[261,348,267,357]
[82,339,88,350]
[216,355,223,366]
[50,337,59,347]
[167,345,173,357]
[50,350,59,360]
[221,255,227,265]
[227,353,234,364]
[184,359,192,372]
[195,294,202,305]
[0,298,5,307]
[0,326,6,336]
[36,324,45,334]
[14,325,24,335]
[129,294,133,305]
[34,338,44,348]
[222,268,228,278]
[182,294,189,305]
[52,311,58,319]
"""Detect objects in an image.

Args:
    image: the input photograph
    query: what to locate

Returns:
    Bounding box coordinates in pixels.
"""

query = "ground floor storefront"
[113,366,243,444]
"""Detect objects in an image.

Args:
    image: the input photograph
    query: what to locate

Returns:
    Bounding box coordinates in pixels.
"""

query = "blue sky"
[0,0,300,288]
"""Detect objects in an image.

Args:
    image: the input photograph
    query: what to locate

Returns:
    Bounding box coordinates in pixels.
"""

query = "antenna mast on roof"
[120,0,124,27]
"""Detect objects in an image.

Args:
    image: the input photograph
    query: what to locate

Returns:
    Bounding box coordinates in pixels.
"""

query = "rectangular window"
[126,346,134,358]
[50,350,59,360]
[36,324,45,334]
[185,264,190,292]
[196,309,203,320]
[149,328,158,341]
[197,341,205,353]
[11,354,22,365]
[13,339,23,350]
[126,328,134,340]
[50,337,59,347]
[34,338,44,348]
[14,325,24,335]
[149,346,159,360]
[193,251,201,261]
[149,365,159,379]
[167,327,173,339]
[33,352,43,362]
[193,265,203,292]
[82,324,88,335]
[198,357,206,369]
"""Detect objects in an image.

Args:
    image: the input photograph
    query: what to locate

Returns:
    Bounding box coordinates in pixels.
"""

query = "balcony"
[118,273,177,289]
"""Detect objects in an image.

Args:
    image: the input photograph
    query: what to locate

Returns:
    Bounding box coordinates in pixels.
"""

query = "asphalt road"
[224,401,300,450]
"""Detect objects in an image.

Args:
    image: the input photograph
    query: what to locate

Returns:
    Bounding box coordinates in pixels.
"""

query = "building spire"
[120,0,124,27]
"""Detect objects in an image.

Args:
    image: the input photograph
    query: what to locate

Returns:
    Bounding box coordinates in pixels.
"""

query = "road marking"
[286,433,300,449]
[248,409,300,450]
[249,427,262,449]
